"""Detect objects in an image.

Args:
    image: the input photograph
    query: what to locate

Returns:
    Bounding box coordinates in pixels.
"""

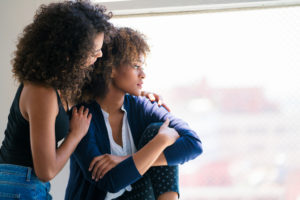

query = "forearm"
[32,131,82,182]
[152,153,168,166]
[133,135,168,175]
[54,131,82,175]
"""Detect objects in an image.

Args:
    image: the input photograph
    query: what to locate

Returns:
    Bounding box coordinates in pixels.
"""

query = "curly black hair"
[12,0,112,103]
[81,26,150,102]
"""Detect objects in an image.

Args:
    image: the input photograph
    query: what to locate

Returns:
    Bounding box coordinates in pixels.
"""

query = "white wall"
[0,1,68,199]
[0,0,35,139]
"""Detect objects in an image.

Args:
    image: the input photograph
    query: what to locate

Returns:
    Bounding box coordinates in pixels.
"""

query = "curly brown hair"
[12,0,112,104]
[81,27,150,102]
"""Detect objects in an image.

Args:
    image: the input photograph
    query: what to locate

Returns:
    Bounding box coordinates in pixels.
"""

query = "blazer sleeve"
[72,121,142,193]
[137,96,203,165]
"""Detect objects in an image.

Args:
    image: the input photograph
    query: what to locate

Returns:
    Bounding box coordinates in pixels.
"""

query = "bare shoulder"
[23,82,56,101]
[21,82,58,116]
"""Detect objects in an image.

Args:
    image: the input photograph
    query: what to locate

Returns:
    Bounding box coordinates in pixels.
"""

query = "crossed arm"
[72,119,176,193]
[72,96,202,193]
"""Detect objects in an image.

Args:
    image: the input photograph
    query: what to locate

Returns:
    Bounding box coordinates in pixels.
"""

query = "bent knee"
[138,122,164,149]
[145,122,163,131]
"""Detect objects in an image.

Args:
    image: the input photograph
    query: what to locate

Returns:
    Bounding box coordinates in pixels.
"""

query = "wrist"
[153,134,170,148]
[67,130,82,141]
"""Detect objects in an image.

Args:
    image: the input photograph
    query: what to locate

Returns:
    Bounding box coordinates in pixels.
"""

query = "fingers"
[143,92,170,110]
[141,91,158,102]
[72,107,77,114]
[79,106,84,113]
[89,156,102,171]
[89,155,117,181]
[94,161,111,181]
[153,93,160,102]
[91,157,106,179]
[162,103,171,112]
[148,93,170,111]
[72,106,91,117]
[157,99,162,106]
[83,107,89,116]
[99,165,113,180]
[69,106,91,138]
[148,93,155,101]
[149,93,162,104]
[93,161,106,180]
[87,113,92,121]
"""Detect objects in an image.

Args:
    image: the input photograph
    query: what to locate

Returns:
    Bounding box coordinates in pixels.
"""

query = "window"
[111,6,300,200]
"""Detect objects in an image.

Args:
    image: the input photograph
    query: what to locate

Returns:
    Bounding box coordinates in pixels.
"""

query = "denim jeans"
[0,164,52,200]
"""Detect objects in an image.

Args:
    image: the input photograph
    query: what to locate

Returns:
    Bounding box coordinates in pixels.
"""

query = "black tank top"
[0,84,69,168]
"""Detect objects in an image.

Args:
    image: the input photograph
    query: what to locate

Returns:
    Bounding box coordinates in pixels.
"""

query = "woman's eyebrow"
[136,60,144,64]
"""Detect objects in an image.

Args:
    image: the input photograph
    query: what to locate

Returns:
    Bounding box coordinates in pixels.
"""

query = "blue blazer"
[65,95,203,200]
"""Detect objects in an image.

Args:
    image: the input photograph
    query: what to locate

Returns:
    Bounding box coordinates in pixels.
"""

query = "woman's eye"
[133,65,140,69]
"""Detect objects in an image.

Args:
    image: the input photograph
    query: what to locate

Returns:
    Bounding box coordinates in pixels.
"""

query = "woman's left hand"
[141,91,171,112]
[89,154,130,181]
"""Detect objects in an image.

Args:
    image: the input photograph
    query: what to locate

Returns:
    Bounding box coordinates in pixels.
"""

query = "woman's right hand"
[69,106,92,139]
[157,119,180,147]
[89,154,130,181]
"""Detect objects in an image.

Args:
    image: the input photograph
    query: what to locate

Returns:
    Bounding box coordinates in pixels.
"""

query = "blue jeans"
[0,164,52,200]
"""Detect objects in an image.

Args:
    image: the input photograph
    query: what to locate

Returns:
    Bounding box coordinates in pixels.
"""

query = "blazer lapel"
[91,101,111,154]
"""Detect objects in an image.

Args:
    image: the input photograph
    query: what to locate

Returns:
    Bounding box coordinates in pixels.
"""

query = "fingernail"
[92,176,94,179]
[149,94,155,101]
[158,100,162,106]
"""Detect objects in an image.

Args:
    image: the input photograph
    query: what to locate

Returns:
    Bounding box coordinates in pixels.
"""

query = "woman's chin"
[128,90,141,96]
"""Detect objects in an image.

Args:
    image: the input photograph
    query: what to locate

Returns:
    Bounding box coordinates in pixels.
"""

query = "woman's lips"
[137,83,143,88]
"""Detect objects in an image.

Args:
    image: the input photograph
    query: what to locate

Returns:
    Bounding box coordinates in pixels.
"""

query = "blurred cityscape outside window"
[112,6,300,200]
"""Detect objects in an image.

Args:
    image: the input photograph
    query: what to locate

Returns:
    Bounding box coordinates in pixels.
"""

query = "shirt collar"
[101,104,127,119]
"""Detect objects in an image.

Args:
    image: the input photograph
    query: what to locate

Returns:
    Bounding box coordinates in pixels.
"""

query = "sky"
[111,6,300,99]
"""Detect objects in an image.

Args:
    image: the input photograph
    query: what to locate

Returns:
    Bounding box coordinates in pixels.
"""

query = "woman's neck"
[96,86,125,114]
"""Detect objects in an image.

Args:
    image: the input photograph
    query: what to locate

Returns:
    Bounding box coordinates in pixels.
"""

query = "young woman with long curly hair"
[0,1,111,199]
[65,27,203,200]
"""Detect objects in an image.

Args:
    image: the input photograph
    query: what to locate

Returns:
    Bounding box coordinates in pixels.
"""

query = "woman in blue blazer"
[65,27,203,200]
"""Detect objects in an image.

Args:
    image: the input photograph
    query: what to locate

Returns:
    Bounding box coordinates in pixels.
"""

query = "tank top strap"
[66,100,69,111]
[55,90,70,112]
[54,89,64,109]
[16,83,24,99]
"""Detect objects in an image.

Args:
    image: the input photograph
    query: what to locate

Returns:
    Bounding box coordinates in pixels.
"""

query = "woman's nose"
[95,50,102,58]
[140,68,146,79]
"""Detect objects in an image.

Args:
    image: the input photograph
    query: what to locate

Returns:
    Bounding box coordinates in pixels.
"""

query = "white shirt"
[101,106,137,200]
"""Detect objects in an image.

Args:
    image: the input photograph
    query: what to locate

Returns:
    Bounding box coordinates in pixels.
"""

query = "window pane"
[112,6,300,200]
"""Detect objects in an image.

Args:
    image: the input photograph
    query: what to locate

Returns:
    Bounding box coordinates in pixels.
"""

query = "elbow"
[38,176,53,183]
[35,170,56,182]
[188,139,203,160]
[195,140,203,156]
